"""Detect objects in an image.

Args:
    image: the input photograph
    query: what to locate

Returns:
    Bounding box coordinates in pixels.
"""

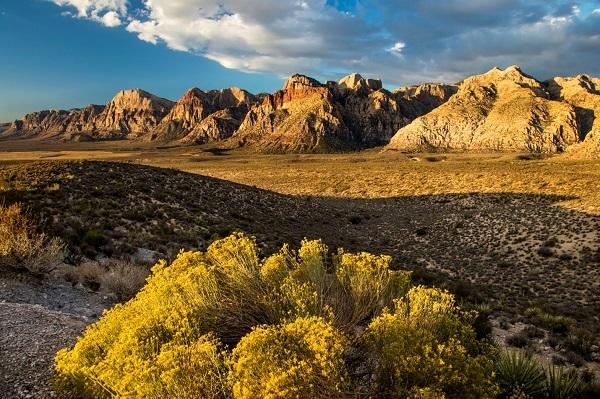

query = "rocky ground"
[0,272,113,398]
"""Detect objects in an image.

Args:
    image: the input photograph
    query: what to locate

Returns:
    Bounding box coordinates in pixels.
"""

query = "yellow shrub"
[54,234,499,398]
[230,316,348,399]
[363,286,499,399]
[334,250,411,327]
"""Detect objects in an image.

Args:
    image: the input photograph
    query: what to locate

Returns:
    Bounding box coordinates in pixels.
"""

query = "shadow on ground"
[1,160,599,330]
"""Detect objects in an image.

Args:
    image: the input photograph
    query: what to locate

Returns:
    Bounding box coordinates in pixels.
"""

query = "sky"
[1,0,600,122]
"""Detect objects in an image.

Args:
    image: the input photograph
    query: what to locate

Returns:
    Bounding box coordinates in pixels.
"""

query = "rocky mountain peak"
[108,89,174,112]
[338,73,382,91]
[283,74,323,90]
[387,66,579,153]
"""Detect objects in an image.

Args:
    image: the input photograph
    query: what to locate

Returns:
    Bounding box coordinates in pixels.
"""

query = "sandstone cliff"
[387,66,580,153]
[232,74,353,152]
[546,75,600,157]
[92,89,174,138]
[231,73,449,152]
[1,105,105,140]
[151,87,256,142]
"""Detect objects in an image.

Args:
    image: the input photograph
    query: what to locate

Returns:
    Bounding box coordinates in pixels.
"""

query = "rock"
[151,87,257,142]
[547,75,600,158]
[387,66,580,153]
[179,104,250,144]
[92,89,174,138]
[338,73,383,92]
[232,76,352,152]
[231,72,448,152]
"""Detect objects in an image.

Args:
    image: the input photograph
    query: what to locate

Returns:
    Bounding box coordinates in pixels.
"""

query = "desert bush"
[362,286,499,398]
[74,262,105,290]
[55,233,497,399]
[525,307,572,334]
[496,350,585,399]
[100,259,150,301]
[0,203,64,275]
[546,365,582,399]
[229,316,348,399]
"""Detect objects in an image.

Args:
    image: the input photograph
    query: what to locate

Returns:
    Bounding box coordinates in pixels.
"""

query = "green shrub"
[545,365,582,399]
[496,351,584,399]
[496,350,546,398]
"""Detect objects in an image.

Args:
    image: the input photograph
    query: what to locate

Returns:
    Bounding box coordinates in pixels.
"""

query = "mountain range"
[2,66,599,156]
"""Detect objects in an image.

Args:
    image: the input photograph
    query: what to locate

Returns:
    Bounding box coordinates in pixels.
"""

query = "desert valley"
[1,63,600,398]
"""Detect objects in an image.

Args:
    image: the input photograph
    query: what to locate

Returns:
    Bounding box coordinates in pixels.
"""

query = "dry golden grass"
[3,141,600,214]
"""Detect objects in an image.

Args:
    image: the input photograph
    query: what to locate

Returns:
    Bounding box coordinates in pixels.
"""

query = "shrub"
[0,203,64,275]
[362,286,499,398]
[54,233,498,399]
[496,350,546,398]
[100,259,149,301]
[230,317,348,399]
[545,365,582,399]
[506,331,529,348]
[496,350,584,399]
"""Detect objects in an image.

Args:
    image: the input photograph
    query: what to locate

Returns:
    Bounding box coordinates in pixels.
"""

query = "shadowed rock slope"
[151,87,257,143]
[387,66,581,153]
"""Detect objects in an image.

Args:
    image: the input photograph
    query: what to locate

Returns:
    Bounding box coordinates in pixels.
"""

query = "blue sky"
[1,0,600,122]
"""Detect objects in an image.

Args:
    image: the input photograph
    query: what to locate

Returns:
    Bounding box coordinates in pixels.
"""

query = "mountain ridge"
[3,67,600,156]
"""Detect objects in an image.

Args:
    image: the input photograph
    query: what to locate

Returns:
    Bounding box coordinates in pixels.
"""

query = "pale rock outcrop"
[547,75,600,157]
[92,89,174,138]
[387,66,580,153]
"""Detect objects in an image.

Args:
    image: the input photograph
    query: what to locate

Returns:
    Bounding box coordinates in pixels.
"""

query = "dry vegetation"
[1,142,600,385]
[0,203,64,275]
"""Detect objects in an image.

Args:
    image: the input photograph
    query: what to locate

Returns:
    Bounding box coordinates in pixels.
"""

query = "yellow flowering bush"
[54,233,499,398]
[363,286,499,399]
[230,316,348,399]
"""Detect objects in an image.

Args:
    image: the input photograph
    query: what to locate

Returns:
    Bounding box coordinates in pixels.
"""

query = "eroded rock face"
[387,66,580,153]
[151,87,257,142]
[1,105,105,140]
[394,84,458,119]
[546,75,600,157]
[233,75,352,152]
[179,105,250,144]
[232,73,445,152]
[93,89,174,138]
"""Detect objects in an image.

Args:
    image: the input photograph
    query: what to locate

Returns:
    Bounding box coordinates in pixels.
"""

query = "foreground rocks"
[0,273,113,398]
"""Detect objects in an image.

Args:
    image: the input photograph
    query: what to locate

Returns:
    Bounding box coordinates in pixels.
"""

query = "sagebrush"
[0,203,63,275]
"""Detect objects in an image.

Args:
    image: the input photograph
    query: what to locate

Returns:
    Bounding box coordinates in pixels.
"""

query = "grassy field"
[1,140,599,332]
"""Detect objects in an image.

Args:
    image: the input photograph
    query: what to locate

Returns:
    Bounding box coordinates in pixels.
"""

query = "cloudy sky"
[1,0,600,121]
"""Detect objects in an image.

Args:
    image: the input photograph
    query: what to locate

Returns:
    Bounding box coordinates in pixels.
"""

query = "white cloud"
[387,41,406,55]
[100,10,121,27]
[50,0,600,86]
[52,0,127,27]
